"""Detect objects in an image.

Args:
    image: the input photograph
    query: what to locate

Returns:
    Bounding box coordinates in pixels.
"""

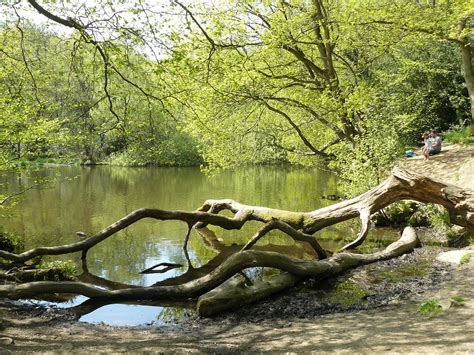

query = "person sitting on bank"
[421,131,431,160]
[429,130,442,155]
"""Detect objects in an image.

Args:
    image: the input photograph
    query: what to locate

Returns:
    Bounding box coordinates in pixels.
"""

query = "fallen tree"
[0,167,473,315]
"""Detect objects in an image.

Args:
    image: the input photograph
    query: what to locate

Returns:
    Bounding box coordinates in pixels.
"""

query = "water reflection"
[1,165,346,325]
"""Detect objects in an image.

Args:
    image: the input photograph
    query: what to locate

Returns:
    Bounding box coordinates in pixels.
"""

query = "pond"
[0,165,397,326]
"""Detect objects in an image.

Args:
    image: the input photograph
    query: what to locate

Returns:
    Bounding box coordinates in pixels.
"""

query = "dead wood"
[0,167,472,314]
[0,227,419,305]
[0,167,472,265]
[196,226,420,316]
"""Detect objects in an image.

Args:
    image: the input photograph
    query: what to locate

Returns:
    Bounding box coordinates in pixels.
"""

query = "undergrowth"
[443,125,474,144]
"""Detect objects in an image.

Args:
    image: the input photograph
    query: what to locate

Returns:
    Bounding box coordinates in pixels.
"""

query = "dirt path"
[400,143,474,189]
[2,260,474,353]
[1,144,473,353]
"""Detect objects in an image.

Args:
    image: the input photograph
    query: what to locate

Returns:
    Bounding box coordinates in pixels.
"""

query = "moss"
[321,280,370,308]
[375,261,431,282]
[258,210,305,227]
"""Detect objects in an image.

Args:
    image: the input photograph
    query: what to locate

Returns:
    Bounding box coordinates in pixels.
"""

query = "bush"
[372,202,449,228]
[39,259,77,276]
[372,201,419,227]
[0,231,24,254]
[443,125,474,144]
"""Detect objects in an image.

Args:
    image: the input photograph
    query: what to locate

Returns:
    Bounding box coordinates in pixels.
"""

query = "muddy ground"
[1,254,473,353]
[1,143,473,353]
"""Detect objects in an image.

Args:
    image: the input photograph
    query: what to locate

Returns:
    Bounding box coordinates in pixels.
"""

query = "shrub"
[443,125,474,144]
[39,259,77,276]
[0,231,24,254]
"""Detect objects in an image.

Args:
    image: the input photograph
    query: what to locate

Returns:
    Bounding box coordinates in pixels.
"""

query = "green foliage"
[443,125,474,144]
[39,259,77,276]
[105,130,202,167]
[418,299,443,316]
[426,205,451,230]
[328,118,404,196]
[0,231,24,254]
[460,253,473,265]
[0,22,201,174]
[372,202,454,230]
[373,40,469,143]
[373,202,419,227]
[0,0,470,189]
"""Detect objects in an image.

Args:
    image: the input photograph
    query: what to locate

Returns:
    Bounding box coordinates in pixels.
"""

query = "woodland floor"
[1,143,474,354]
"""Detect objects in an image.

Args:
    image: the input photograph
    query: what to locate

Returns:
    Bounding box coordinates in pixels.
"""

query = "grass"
[450,295,467,307]
[443,125,474,144]
[418,299,443,316]
[460,253,473,265]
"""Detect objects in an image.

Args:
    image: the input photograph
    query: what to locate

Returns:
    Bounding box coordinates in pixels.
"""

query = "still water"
[1,165,361,325]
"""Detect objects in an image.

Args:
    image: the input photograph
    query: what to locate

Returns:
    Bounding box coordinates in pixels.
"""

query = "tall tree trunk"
[461,42,474,124]
[459,14,474,124]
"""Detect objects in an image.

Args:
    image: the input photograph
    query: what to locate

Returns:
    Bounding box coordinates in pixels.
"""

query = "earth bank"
[1,144,473,353]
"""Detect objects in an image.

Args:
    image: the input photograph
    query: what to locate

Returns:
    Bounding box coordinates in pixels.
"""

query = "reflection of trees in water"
[1,165,342,321]
[2,165,338,284]
[64,224,319,320]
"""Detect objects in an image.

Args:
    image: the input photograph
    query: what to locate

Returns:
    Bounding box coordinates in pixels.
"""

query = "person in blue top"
[429,130,442,155]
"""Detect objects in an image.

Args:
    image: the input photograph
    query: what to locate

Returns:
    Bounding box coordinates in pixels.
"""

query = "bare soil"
[1,144,473,354]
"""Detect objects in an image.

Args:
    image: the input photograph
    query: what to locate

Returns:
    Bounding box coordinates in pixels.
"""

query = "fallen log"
[0,168,472,266]
[0,227,419,310]
[0,167,472,315]
[196,226,420,316]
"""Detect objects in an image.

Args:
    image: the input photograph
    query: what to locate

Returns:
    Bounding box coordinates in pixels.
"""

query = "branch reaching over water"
[0,227,420,306]
[1,168,473,263]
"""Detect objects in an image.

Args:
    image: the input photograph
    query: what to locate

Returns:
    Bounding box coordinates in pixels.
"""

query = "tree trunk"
[458,14,474,124]
[461,41,474,124]
[0,227,419,307]
[0,168,473,315]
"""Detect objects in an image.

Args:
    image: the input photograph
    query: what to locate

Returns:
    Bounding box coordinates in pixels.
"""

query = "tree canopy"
[0,0,471,195]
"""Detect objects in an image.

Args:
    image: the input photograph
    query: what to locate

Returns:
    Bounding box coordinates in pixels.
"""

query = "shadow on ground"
[2,261,473,353]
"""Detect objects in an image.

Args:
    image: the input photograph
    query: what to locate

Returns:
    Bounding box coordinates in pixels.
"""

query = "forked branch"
[1,168,473,264]
[0,227,420,302]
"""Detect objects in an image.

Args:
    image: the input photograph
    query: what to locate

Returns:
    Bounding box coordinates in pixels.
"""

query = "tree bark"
[0,227,419,308]
[197,273,298,317]
[0,168,473,315]
[461,41,474,124]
